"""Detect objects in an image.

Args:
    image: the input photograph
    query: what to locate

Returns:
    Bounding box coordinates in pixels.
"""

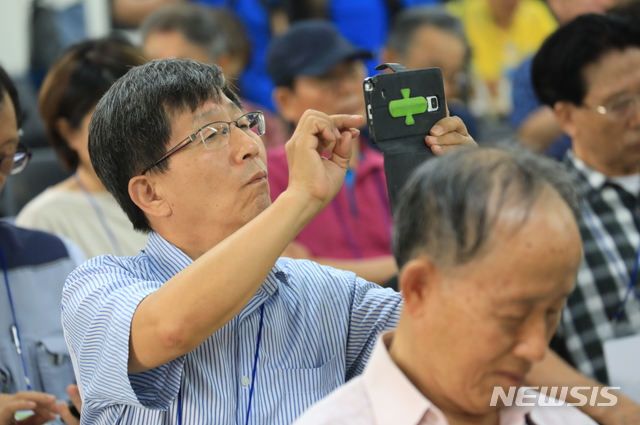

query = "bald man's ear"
[398,255,441,318]
[554,101,578,139]
[128,175,172,220]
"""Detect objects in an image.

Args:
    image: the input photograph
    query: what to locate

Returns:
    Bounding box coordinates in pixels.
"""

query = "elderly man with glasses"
[531,13,640,412]
[0,65,82,425]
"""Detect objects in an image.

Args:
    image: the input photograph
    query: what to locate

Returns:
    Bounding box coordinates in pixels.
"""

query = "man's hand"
[285,110,363,213]
[425,115,477,155]
[0,392,58,425]
[57,385,81,425]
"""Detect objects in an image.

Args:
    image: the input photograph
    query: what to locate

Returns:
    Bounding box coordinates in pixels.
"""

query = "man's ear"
[554,101,578,139]
[273,86,299,124]
[128,175,172,220]
[398,255,441,318]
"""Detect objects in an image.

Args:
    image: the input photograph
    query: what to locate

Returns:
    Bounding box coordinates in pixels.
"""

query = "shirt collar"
[565,149,610,194]
[363,332,535,425]
[363,332,436,425]
[143,231,289,297]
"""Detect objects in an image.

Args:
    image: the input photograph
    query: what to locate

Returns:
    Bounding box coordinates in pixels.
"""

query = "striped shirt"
[61,232,402,424]
[558,151,640,383]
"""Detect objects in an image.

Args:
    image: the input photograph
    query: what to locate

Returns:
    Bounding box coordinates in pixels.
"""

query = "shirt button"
[241,376,250,388]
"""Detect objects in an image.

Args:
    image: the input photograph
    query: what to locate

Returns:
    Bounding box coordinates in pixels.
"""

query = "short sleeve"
[61,256,185,411]
[345,279,401,380]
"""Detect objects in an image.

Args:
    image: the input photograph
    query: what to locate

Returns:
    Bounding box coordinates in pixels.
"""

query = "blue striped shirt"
[62,232,401,424]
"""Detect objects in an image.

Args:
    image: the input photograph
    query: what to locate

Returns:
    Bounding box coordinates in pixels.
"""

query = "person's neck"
[389,322,500,425]
[75,166,107,192]
[573,147,640,177]
[488,1,515,29]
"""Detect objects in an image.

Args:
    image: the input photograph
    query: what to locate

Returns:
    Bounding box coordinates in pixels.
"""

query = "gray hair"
[393,146,581,269]
[141,3,227,62]
[387,6,471,64]
[89,58,241,233]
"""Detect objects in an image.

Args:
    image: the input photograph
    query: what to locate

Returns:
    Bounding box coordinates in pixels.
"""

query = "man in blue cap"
[266,20,457,286]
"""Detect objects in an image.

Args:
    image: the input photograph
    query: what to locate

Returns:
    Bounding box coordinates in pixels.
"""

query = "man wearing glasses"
[532,13,640,409]
[61,58,475,424]
[0,65,82,424]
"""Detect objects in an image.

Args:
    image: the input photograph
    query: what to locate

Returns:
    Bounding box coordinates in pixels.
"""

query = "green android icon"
[388,88,427,125]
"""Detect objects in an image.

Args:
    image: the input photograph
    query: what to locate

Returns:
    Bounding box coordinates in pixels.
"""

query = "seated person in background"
[267,21,472,285]
[510,0,612,160]
[0,65,81,425]
[447,0,557,119]
[61,58,473,423]
[140,3,286,148]
[382,5,479,140]
[15,39,149,259]
[532,13,640,397]
[295,146,595,425]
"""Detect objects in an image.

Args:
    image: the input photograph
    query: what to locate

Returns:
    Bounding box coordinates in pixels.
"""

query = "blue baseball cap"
[267,20,373,87]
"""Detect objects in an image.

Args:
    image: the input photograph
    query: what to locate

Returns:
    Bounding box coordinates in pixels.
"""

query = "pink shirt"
[294,332,598,425]
[267,139,392,259]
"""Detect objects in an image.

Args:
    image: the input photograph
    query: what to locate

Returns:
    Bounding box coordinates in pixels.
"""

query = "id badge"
[603,334,640,402]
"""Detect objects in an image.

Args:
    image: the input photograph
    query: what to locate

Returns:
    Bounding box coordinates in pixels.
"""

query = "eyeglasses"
[141,111,266,175]
[583,93,640,122]
[0,142,31,176]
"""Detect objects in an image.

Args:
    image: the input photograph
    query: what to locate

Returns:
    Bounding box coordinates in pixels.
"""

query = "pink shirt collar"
[363,332,535,425]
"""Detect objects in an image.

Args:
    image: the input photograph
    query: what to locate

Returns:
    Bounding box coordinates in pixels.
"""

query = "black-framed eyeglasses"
[582,93,640,122]
[0,141,31,176]
[141,111,266,175]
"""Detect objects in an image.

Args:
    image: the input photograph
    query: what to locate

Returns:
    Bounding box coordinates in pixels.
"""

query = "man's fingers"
[66,385,81,411]
[57,401,80,425]
[0,399,36,423]
[13,393,56,406]
[329,114,364,131]
[430,116,469,139]
[17,411,56,425]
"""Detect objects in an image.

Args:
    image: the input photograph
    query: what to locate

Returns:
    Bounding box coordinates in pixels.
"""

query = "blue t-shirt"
[510,55,571,161]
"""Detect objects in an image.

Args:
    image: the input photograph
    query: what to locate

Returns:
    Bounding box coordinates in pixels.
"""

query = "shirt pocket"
[35,336,76,399]
[277,355,341,395]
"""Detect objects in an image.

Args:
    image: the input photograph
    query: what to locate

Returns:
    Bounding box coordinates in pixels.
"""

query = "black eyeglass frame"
[140,111,265,175]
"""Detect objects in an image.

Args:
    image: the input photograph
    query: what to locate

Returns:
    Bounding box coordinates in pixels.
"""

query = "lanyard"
[0,244,33,390]
[74,174,124,256]
[582,204,640,322]
[176,304,265,425]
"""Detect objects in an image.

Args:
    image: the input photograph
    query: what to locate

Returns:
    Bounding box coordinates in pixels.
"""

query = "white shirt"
[16,187,148,258]
[294,332,598,425]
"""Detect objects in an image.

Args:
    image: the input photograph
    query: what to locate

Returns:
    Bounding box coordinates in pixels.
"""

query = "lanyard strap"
[74,174,123,256]
[582,204,640,322]
[0,244,32,390]
[176,304,265,425]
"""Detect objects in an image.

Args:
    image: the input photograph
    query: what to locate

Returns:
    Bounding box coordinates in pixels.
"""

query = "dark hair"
[387,6,471,67]
[608,0,640,26]
[39,38,145,170]
[0,64,22,125]
[532,14,640,108]
[141,3,228,62]
[393,145,580,269]
[89,58,242,233]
